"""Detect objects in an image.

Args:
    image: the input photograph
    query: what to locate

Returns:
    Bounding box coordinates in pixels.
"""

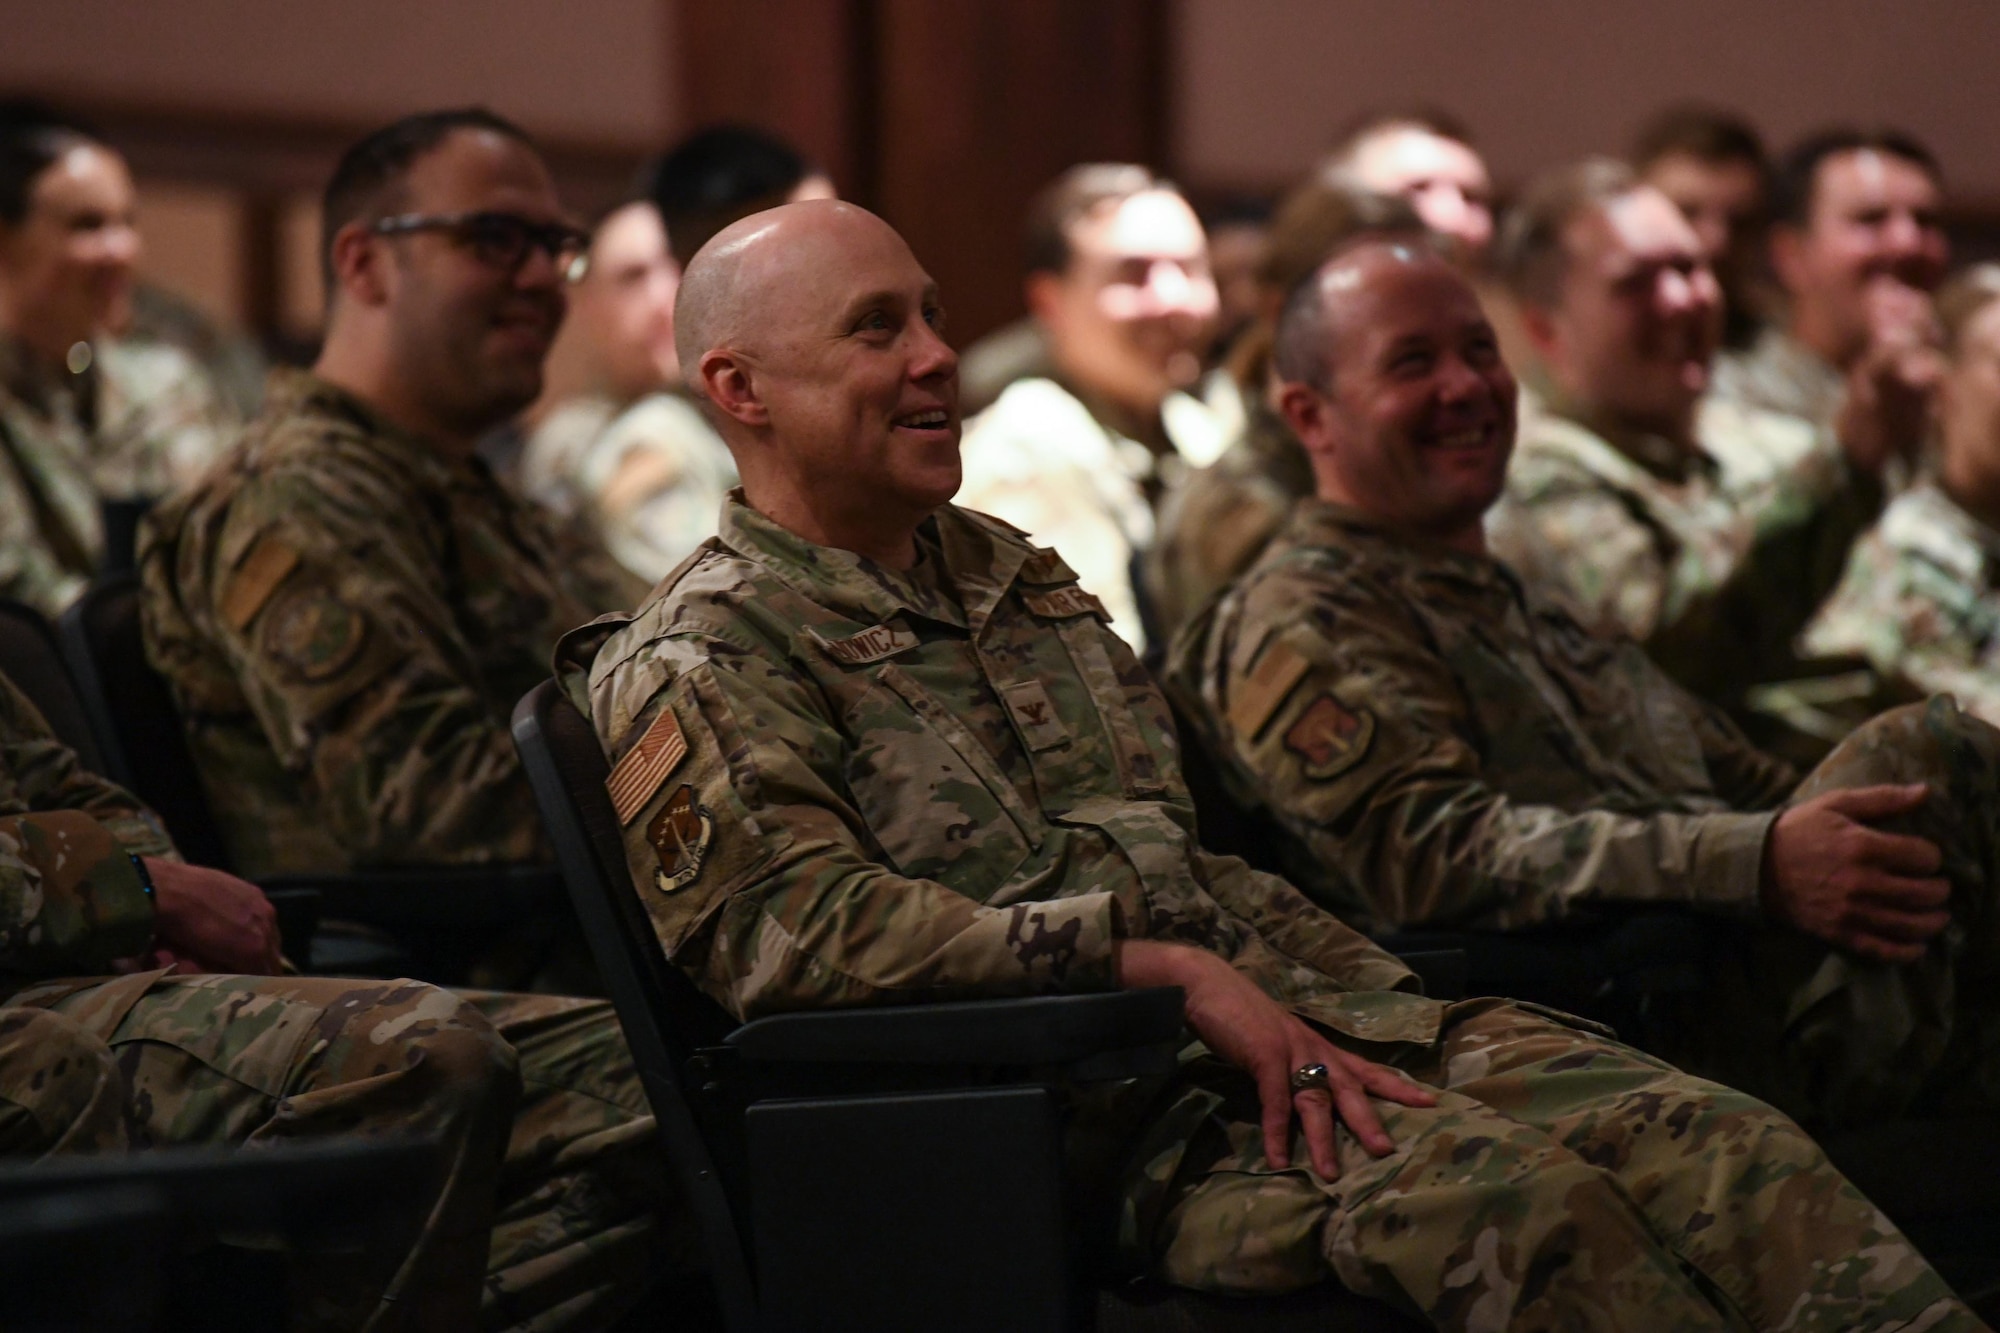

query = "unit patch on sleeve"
[1282,693,1376,781]
[647,784,714,893]
[607,705,690,825]
[261,580,367,683]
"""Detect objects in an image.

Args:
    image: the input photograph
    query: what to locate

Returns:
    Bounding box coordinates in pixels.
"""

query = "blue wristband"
[129,854,155,898]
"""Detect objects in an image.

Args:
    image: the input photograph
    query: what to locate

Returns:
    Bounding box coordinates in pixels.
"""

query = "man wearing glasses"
[139,108,645,894]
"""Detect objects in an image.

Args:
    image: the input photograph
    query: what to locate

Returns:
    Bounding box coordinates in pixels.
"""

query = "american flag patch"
[606,706,689,825]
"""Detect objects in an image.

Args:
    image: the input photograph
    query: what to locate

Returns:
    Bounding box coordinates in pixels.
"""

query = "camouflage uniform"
[957,377,1229,653]
[1173,498,2000,1131]
[1487,394,1880,705]
[1802,482,2000,726]
[1714,325,1848,433]
[0,333,238,616]
[0,666,674,1331]
[138,368,646,877]
[1145,397,1313,645]
[557,493,1977,1329]
[522,390,738,586]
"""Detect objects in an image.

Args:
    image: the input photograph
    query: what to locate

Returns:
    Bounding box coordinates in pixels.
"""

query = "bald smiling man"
[553,200,1982,1330]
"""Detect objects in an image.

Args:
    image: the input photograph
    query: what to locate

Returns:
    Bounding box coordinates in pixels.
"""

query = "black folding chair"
[58,574,569,984]
[0,1137,436,1333]
[513,678,1428,1332]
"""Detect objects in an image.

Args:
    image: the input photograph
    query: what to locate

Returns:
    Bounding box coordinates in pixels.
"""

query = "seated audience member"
[1319,109,1493,267]
[1712,127,1948,443]
[1806,264,2000,723]
[0,105,239,615]
[140,108,645,880]
[1144,184,1423,638]
[0,667,673,1331]
[1485,159,1902,710]
[648,123,835,270]
[1199,193,1273,368]
[517,194,738,582]
[558,197,1984,1329]
[1172,232,2000,1136]
[957,165,1227,651]
[1633,103,1775,349]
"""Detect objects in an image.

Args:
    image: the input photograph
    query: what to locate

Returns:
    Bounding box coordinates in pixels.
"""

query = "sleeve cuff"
[1686,810,1780,914]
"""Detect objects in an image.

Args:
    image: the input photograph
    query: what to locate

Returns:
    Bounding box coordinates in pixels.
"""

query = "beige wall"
[1175,0,2000,204]
[0,0,675,147]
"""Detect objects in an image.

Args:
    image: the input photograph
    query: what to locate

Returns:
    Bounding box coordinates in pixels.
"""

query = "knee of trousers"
[1327,1132,1657,1302]
[0,1007,123,1154]
[295,982,524,1137]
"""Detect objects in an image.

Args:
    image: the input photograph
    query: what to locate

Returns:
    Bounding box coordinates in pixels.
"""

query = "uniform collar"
[1285,498,1520,601]
[716,495,1045,635]
[263,366,493,494]
[1537,384,1714,484]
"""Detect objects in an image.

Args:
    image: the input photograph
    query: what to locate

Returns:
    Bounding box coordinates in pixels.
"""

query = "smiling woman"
[0,105,239,614]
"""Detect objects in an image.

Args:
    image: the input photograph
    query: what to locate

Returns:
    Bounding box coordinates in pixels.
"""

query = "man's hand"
[1763,784,1951,963]
[1116,939,1434,1178]
[1834,279,1943,475]
[141,859,282,976]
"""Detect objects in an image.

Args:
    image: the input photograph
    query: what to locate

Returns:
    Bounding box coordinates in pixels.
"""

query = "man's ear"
[328,223,391,309]
[1518,298,1561,363]
[698,347,769,428]
[1024,271,1066,330]
[1768,225,1808,300]
[1276,379,1331,454]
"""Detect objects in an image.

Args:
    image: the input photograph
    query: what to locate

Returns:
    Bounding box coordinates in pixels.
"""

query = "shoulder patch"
[1021,586,1106,620]
[607,705,690,825]
[1283,692,1375,781]
[646,783,714,892]
[261,579,367,682]
[1019,549,1077,584]
[220,535,301,631]
[812,622,920,666]
[1226,638,1312,741]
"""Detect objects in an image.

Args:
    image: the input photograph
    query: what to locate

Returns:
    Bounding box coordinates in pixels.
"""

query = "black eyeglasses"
[370,211,593,282]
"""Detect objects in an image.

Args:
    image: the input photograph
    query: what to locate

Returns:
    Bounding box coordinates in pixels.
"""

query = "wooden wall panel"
[873,0,1170,343]
[672,0,870,199]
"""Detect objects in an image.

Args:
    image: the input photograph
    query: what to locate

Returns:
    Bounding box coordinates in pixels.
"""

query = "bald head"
[1273,237,1460,389]
[670,198,959,567]
[674,199,915,400]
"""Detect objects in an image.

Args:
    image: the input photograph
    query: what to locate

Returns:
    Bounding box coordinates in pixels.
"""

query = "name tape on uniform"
[814,622,920,666]
[1021,587,1106,620]
[607,706,689,825]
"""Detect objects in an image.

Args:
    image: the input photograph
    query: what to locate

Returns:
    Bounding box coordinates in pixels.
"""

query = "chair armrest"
[726,988,1186,1070]
[257,864,566,932]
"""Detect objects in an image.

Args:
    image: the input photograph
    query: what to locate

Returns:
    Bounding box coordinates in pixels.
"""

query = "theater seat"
[514,678,1430,1332]
[58,574,570,985]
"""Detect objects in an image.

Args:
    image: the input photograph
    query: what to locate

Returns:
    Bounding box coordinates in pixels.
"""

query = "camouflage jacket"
[557,495,1436,1048]
[0,669,173,984]
[1712,326,1846,433]
[139,368,645,876]
[1168,500,1798,934]
[1487,395,1879,703]
[1804,482,2000,725]
[0,334,238,616]
[956,377,1229,653]
[570,391,738,585]
[1144,394,1314,647]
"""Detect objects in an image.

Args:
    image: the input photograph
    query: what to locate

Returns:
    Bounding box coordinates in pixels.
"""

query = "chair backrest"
[0,599,106,775]
[510,679,756,1330]
[57,574,235,871]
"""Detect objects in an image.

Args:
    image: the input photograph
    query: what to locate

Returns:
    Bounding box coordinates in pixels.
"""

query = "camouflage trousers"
[0,974,680,1333]
[1153,998,1978,1332]
[1655,696,2000,1131]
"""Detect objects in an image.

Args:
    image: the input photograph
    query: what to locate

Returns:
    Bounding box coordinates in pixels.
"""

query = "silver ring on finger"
[1290,1062,1331,1094]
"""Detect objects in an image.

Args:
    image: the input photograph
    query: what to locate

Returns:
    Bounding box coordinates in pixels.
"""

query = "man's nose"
[514,242,565,290]
[1143,263,1218,319]
[97,222,140,267]
[911,319,958,380]
[1881,210,1931,257]
[1658,268,1708,314]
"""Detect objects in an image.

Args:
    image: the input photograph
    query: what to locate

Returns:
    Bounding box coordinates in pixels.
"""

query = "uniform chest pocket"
[841,665,1040,902]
